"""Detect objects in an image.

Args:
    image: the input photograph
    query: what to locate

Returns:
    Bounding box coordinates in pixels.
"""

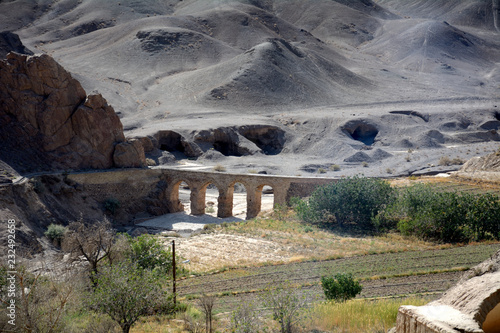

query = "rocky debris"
[344,151,373,163]
[394,249,500,332]
[158,151,177,165]
[0,52,144,171]
[0,31,33,58]
[129,227,149,237]
[136,136,155,153]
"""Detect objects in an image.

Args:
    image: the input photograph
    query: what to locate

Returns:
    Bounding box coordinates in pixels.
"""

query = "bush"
[213,164,226,172]
[321,273,362,302]
[330,164,341,171]
[231,300,261,333]
[295,176,394,232]
[44,224,67,245]
[103,197,120,215]
[377,184,500,243]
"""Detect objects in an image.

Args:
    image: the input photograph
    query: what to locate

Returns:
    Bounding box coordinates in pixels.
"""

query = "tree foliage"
[295,176,394,232]
[376,183,500,243]
[321,273,362,302]
[126,234,173,276]
[87,261,172,333]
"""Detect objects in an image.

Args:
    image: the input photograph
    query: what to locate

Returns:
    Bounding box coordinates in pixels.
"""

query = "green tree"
[127,234,173,276]
[321,273,362,302]
[88,261,172,333]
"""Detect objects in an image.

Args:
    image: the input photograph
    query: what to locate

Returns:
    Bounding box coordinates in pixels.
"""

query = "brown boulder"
[113,139,147,168]
[0,52,142,171]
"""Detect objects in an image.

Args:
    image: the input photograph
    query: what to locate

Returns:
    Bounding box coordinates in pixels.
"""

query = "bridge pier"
[217,186,234,218]
[246,187,261,219]
[190,185,206,215]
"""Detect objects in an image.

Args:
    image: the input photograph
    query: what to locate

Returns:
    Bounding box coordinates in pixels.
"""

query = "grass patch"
[308,296,431,333]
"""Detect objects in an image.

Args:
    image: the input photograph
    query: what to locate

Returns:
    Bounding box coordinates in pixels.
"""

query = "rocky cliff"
[0,51,145,172]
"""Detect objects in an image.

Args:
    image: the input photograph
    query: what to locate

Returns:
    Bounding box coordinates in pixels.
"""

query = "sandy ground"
[138,188,274,232]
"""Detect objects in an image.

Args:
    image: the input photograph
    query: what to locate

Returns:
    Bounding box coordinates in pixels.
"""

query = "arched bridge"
[68,168,337,220]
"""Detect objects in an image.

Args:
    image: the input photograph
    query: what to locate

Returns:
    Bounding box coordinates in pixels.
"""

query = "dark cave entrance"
[349,124,379,146]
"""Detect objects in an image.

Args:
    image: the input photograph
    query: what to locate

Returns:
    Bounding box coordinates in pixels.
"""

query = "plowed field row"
[177,243,500,312]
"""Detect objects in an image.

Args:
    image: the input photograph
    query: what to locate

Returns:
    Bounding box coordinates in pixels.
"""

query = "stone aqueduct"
[68,168,337,220]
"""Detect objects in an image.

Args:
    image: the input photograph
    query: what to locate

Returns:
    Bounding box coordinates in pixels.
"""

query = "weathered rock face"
[394,249,500,333]
[0,52,143,171]
[113,139,147,168]
[454,150,500,183]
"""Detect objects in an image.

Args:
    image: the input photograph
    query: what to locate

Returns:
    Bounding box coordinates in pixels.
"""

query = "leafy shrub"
[44,224,67,245]
[321,273,362,302]
[295,176,394,232]
[377,184,500,243]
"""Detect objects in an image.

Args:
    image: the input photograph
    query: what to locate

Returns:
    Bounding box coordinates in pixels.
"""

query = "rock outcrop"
[454,150,500,183]
[394,249,500,333]
[0,52,145,171]
[0,31,33,58]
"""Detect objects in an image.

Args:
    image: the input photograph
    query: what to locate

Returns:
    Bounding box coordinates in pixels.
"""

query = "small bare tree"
[62,218,115,286]
[261,281,308,333]
[231,299,261,333]
[198,294,216,333]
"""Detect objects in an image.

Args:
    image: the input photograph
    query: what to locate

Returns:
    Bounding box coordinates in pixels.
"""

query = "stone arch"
[189,180,221,216]
[245,183,276,219]
[229,180,249,219]
[165,178,191,213]
[480,289,500,333]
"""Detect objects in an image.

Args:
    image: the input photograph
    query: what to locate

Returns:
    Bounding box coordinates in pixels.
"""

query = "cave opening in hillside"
[350,124,379,146]
[158,130,188,158]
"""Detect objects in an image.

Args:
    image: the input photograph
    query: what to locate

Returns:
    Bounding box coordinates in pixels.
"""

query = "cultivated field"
[176,243,500,313]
